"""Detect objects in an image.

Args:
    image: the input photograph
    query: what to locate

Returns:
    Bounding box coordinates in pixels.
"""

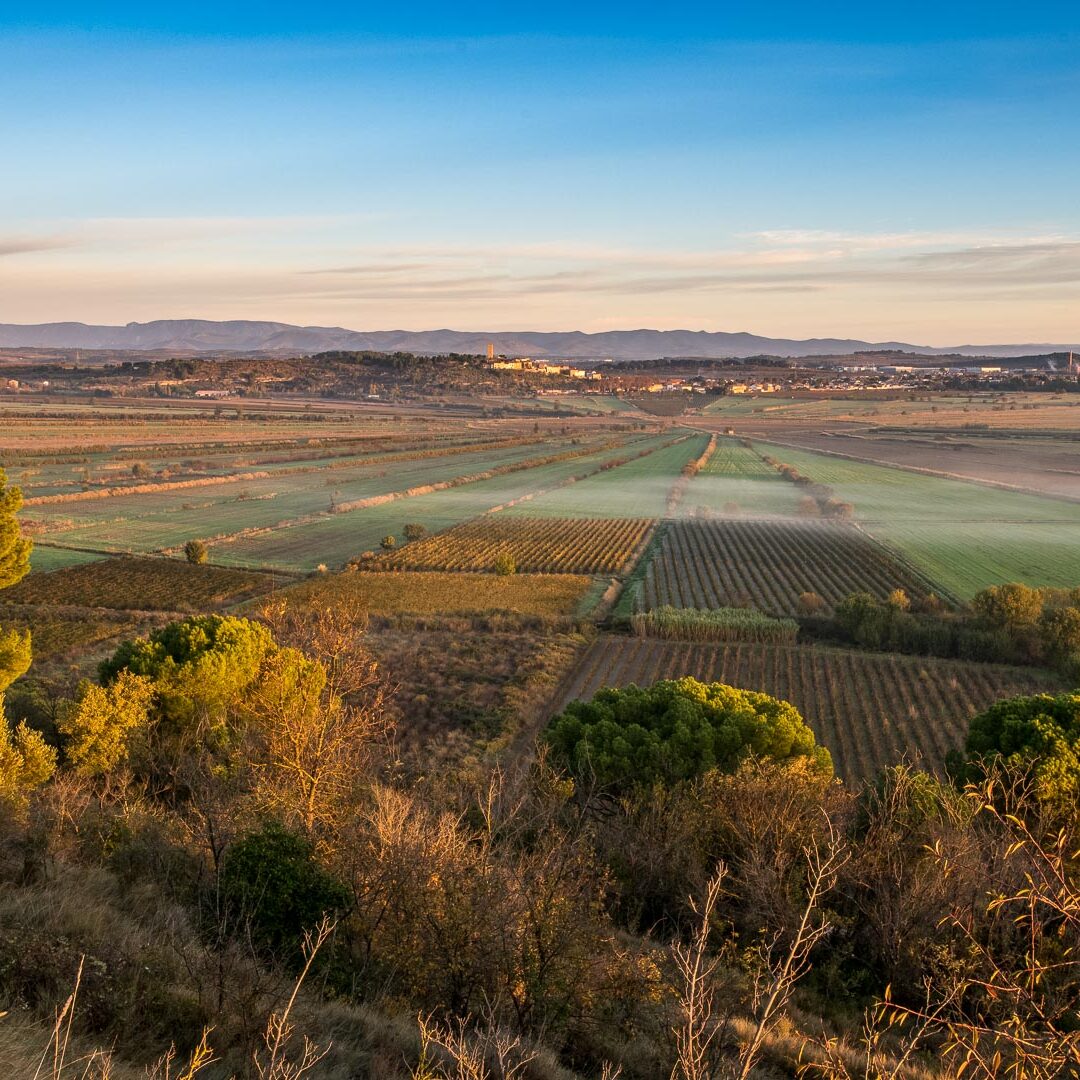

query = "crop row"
[700,439,777,477]
[7,555,278,612]
[641,519,937,616]
[208,434,676,572]
[373,515,654,574]
[555,636,1059,780]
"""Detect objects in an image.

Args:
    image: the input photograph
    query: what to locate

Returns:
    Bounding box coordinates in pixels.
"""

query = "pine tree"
[0,468,48,806]
[0,468,31,593]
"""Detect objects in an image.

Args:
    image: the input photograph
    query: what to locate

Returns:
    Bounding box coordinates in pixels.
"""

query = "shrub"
[183,539,208,565]
[494,550,516,576]
[630,605,798,644]
[403,523,427,541]
[380,534,397,550]
[56,670,156,775]
[956,692,1080,810]
[798,591,826,615]
[219,820,350,962]
[973,583,1045,630]
[545,677,832,791]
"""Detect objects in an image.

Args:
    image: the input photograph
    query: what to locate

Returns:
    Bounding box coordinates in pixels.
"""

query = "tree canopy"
[959,692,1080,809]
[100,614,275,728]
[545,677,832,791]
[0,469,43,807]
[0,469,31,592]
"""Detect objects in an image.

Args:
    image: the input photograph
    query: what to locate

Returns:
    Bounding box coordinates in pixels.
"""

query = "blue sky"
[1,3,1078,342]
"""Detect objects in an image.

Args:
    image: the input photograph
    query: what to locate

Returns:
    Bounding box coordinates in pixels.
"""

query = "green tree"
[1038,606,1080,668]
[100,614,275,729]
[380,534,397,550]
[545,677,832,792]
[57,670,155,775]
[835,591,880,634]
[972,583,1046,630]
[957,692,1080,809]
[0,627,32,695]
[494,550,516,576]
[183,539,208,565]
[220,819,349,963]
[403,523,427,541]
[0,468,32,591]
[0,468,33,694]
[0,469,40,807]
[0,719,55,808]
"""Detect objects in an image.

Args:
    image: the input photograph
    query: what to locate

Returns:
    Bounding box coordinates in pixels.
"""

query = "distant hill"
[0,319,1075,360]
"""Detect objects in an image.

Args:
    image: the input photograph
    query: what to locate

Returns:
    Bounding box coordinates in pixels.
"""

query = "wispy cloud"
[276,231,1080,304]
[0,235,73,257]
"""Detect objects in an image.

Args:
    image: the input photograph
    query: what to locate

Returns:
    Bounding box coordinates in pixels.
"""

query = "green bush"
[183,539,208,565]
[545,677,832,791]
[219,820,349,963]
[956,692,1080,809]
[630,605,798,644]
[99,614,275,728]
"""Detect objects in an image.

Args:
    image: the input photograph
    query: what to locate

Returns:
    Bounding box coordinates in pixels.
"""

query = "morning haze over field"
[1,4,1079,1079]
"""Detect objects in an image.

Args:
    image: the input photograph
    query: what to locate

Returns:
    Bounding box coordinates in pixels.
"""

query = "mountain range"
[0,320,1076,360]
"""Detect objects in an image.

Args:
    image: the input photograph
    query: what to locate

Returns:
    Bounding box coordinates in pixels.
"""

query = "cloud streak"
[0,235,73,257]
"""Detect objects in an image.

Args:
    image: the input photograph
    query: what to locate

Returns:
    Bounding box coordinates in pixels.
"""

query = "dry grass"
[280,571,597,618]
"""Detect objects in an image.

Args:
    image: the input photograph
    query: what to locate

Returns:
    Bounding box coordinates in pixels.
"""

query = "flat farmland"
[374,516,653,574]
[7,556,279,612]
[556,636,1061,780]
[275,570,596,617]
[743,430,1080,503]
[24,545,105,573]
[640,519,938,615]
[704,392,1080,431]
[24,436,591,555]
[505,432,711,518]
[0,400,471,453]
[0,606,140,665]
[678,438,803,517]
[210,433,674,571]
[752,441,1080,597]
[374,627,587,755]
[9,432,509,499]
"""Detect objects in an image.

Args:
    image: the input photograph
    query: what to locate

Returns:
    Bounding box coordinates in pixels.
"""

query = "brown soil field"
[5,556,279,612]
[371,625,588,758]
[730,429,1080,503]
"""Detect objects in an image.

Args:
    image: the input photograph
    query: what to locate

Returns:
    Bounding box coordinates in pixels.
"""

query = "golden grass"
[281,570,596,617]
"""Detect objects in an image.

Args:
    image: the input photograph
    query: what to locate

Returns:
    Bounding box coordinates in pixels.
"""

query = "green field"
[754,440,1080,597]
[26,436,594,556]
[506,433,711,518]
[211,433,674,571]
[678,438,803,517]
[26,544,105,573]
